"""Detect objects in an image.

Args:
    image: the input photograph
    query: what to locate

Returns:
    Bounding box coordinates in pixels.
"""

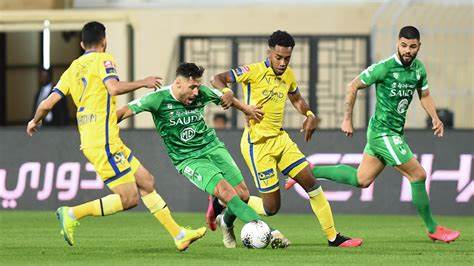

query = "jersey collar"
[263,58,289,78]
[169,85,180,102]
[264,58,270,68]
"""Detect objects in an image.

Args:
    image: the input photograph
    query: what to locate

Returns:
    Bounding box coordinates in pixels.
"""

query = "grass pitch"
[0,211,472,265]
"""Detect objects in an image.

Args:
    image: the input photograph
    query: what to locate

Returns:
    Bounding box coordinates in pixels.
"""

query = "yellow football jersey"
[53,51,123,150]
[231,59,299,142]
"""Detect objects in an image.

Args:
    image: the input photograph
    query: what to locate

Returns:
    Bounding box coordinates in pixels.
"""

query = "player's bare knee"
[215,180,238,203]
[412,169,427,182]
[357,174,373,188]
[140,177,155,194]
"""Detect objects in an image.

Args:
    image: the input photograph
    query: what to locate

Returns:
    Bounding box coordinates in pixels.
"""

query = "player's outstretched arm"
[27,92,63,136]
[288,90,320,142]
[116,106,135,123]
[341,77,368,137]
[211,71,235,109]
[105,76,163,96]
[417,88,444,137]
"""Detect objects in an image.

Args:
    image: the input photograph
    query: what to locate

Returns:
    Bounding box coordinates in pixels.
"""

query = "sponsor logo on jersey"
[234,65,250,76]
[180,127,196,142]
[169,110,204,126]
[262,89,285,103]
[397,99,409,114]
[388,83,415,97]
[258,169,276,184]
[77,114,97,126]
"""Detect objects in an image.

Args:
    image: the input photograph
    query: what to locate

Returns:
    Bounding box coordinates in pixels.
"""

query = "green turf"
[0,211,472,265]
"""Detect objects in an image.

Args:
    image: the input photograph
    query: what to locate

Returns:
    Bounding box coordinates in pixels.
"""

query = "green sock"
[225,196,260,226]
[312,165,359,187]
[410,180,438,233]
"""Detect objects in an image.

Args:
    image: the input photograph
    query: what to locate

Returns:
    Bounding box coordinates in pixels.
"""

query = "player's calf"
[115,189,139,210]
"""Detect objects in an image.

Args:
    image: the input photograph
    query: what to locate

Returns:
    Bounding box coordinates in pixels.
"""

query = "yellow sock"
[308,187,337,241]
[72,194,123,220]
[142,190,181,238]
[247,196,267,216]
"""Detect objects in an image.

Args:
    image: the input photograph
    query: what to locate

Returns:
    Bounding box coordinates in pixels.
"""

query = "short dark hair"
[268,30,295,48]
[81,21,106,47]
[399,26,420,40]
[176,63,205,79]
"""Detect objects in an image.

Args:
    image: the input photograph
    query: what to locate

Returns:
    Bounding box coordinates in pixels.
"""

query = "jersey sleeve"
[128,91,162,114]
[359,61,388,86]
[229,63,257,84]
[418,63,429,91]
[199,85,223,105]
[52,71,70,97]
[288,70,299,94]
[99,53,119,84]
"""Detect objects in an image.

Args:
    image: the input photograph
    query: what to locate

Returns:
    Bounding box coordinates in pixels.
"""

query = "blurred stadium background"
[0,0,472,264]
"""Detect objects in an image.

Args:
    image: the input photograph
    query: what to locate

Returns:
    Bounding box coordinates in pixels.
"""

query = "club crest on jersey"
[416,71,421,81]
[393,72,399,80]
[234,65,250,76]
[167,104,173,109]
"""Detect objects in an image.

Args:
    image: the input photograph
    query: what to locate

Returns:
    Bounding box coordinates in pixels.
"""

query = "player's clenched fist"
[341,119,353,137]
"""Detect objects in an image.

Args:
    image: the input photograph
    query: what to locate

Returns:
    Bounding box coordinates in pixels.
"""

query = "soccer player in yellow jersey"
[26,21,205,251]
[212,30,362,247]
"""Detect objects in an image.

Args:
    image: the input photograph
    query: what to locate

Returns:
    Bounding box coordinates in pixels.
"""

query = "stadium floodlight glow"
[43,20,51,70]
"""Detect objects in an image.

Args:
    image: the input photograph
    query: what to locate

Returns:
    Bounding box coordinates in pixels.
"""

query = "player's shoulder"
[235,61,263,74]
[412,58,426,70]
[151,85,172,97]
[374,54,397,68]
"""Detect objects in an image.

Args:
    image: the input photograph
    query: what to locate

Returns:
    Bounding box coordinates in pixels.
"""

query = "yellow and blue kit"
[232,59,309,193]
[53,51,140,188]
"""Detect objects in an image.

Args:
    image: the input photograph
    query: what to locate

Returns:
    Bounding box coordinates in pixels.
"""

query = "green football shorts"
[363,128,414,166]
[177,145,244,195]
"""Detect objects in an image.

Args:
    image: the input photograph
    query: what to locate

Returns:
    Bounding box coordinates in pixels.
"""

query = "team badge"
[393,72,399,79]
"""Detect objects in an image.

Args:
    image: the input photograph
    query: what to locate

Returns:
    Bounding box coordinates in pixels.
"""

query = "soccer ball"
[240,220,271,249]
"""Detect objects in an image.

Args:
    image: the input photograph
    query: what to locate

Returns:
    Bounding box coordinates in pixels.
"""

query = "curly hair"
[268,30,295,48]
[176,62,205,79]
